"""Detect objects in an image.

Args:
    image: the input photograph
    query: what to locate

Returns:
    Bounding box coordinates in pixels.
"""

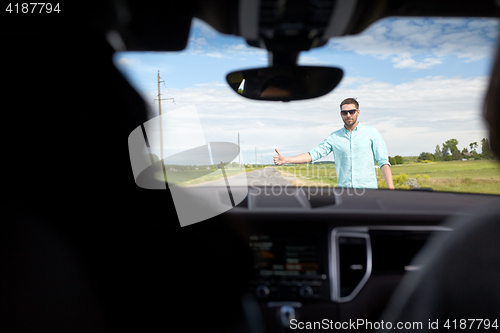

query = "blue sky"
[115,17,499,164]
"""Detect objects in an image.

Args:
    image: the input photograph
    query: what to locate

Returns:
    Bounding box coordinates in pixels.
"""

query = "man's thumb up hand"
[274,148,285,165]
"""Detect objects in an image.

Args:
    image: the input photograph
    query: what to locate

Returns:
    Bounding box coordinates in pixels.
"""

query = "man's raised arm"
[273,148,312,165]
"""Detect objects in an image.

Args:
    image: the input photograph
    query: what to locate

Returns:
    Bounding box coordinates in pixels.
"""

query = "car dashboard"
[194,186,500,332]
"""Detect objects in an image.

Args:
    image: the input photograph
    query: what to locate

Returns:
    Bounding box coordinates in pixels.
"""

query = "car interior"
[3,1,500,332]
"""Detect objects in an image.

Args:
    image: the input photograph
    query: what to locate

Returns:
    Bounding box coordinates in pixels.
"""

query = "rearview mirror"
[226,66,343,101]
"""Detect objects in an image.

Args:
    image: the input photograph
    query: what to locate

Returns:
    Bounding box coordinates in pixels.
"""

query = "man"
[274,98,395,189]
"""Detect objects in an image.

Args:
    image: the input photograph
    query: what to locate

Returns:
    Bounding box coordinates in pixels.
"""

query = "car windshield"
[116,17,500,195]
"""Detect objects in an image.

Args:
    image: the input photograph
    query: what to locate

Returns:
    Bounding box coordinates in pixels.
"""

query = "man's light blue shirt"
[308,123,390,189]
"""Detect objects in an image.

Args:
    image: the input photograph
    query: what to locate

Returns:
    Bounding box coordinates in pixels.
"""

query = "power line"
[154,70,174,108]
[154,70,175,176]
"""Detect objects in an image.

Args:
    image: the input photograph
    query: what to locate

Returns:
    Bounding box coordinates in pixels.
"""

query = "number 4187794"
[6,3,60,13]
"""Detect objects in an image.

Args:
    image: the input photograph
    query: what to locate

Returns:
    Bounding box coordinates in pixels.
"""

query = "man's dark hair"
[340,98,359,110]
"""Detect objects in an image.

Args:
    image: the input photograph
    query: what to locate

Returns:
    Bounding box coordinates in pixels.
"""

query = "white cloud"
[182,37,223,57]
[205,52,224,58]
[391,54,442,69]
[194,82,227,87]
[225,44,247,52]
[338,76,374,87]
[182,39,266,59]
[328,18,499,69]
[116,57,139,67]
[298,55,329,66]
[224,43,257,53]
[192,18,218,39]
[184,18,267,59]
[188,37,208,49]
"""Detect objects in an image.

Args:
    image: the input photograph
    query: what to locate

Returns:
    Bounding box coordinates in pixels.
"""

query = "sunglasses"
[341,109,358,116]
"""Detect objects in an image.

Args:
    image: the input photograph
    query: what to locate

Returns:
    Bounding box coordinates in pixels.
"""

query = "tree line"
[415,138,495,162]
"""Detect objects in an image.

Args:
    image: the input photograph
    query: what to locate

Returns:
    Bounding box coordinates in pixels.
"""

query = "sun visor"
[118,1,194,51]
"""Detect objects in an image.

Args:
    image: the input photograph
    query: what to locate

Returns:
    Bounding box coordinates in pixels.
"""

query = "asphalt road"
[193,167,292,187]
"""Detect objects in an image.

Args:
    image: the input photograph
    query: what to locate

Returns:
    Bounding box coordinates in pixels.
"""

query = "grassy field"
[277,164,338,187]
[385,160,500,194]
[276,160,500,195]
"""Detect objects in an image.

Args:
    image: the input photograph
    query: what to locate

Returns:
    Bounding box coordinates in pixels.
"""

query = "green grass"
[387,160,500,194]
[277,164,338,187]
[276,160,500,194]
[388,160,500,179]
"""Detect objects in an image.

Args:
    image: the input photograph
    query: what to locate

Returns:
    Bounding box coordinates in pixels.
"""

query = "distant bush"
[394,173,409,185]
[463,177,474,185]
[379,173,411,189]
[418,152,436,161]
[403,178,420,189]
[423,174,430,180]
[415,174,422,180]
[405,156,419,163]
[445,155,453,161]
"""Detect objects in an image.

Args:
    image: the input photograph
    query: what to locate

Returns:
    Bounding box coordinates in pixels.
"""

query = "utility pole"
[154,70,174,164]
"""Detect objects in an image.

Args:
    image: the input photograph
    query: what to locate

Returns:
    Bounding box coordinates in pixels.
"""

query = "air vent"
[331,231,372,302]
[369,229,449,272]
[330,226,451,302]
